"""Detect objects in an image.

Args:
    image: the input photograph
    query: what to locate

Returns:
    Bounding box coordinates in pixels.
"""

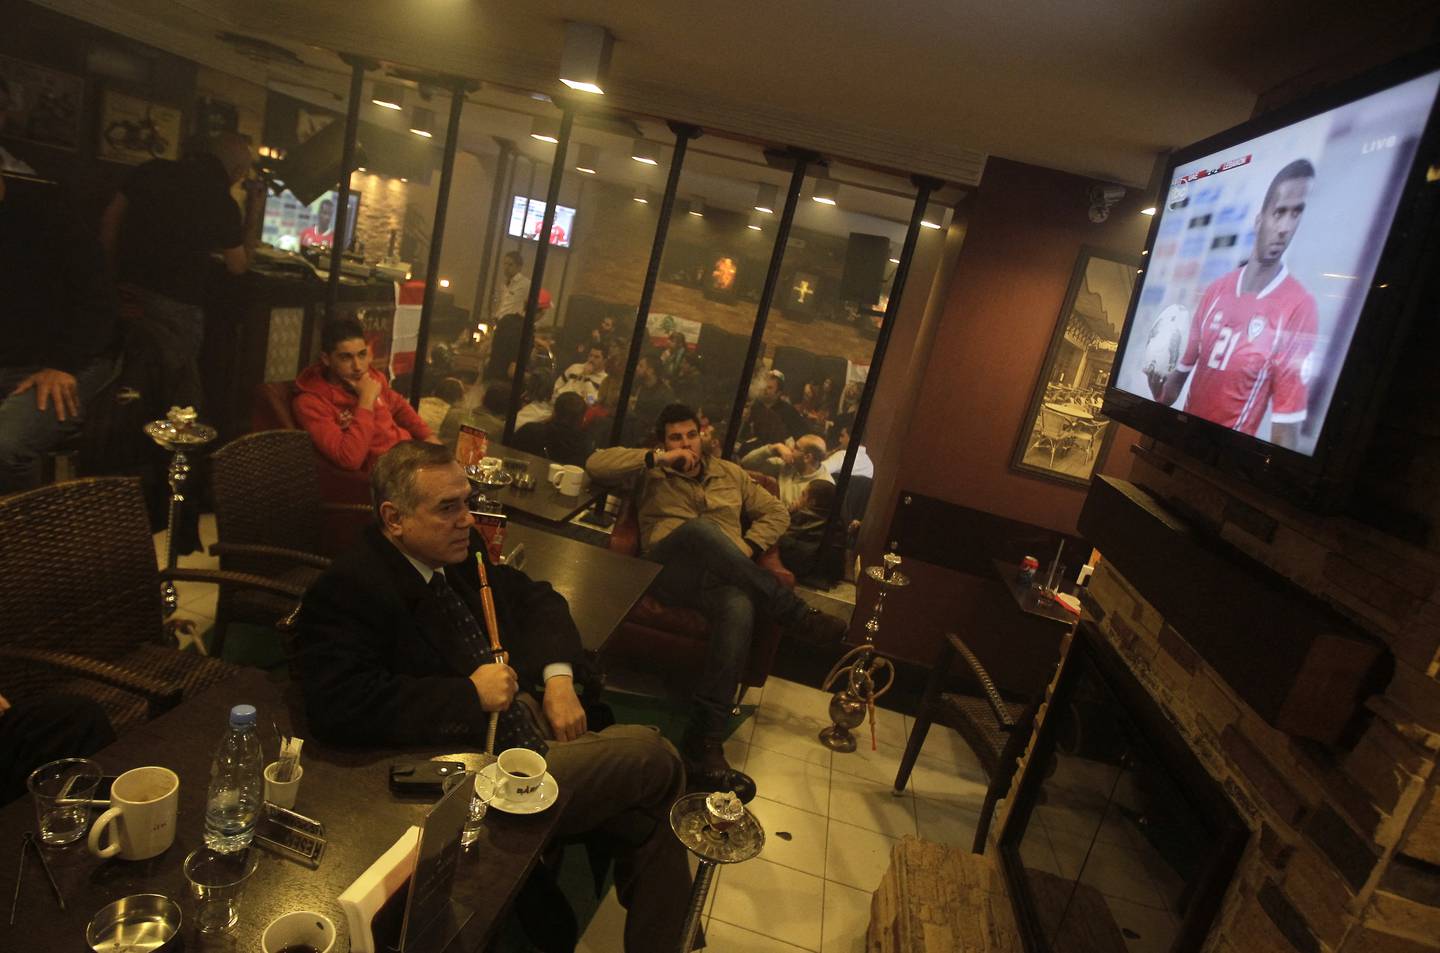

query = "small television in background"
[262,188,360,253]
[1105,49,1440,509]
[507,196,575,247]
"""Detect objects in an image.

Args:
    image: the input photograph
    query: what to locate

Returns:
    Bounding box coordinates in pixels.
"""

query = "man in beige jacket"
[587,403,846,801]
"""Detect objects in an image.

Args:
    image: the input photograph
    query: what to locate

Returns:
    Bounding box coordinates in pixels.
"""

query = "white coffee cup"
[549,464,584,497]
[264,761,304,810]
[88,766,179,861]
[546,461,564,483]
[261,910,336,953]
[495,748,548,805]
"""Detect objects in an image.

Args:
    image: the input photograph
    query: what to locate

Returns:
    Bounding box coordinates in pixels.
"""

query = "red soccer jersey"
[1177,263,1318,436]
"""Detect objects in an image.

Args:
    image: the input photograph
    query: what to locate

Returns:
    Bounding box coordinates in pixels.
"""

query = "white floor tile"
[762,678,836,719]
[914,796,982,850]
[1105,895,1181,953]
[751,709,834,767]
[749,796,828,876]
[711,857,824,951]
[824,820,897,893]
[747,747,831,816]
[867,706,908,750]
[820,881,872,953]
[914,722,986,772]
[1047,827,1093,879]
[1018,826,1064,877]
[830,738,905,789]
[576,887,627,952]
[904,754,987,810]
[178,584,218,619]
[1077,839,1169,909]
[723,738,751,774]
[703,918,813,952]
[827,772,915,840]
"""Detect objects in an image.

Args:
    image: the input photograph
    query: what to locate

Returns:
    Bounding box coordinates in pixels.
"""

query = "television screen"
[262,187,360,253]
[507,196,575,247]
[1109,68,1440,459]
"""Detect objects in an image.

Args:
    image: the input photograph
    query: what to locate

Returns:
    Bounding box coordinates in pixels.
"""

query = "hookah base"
[818,725,858,753]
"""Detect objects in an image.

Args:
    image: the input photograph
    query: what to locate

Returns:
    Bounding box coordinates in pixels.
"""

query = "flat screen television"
[506,195,575,247]
[1105,49,1440,508]
[262,187,360,253]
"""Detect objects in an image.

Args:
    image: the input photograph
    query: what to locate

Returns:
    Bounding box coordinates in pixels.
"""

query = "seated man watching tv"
[292,316,437,472]
[586,403,848,802]
[296,441,690,953]
[739,432,834,508]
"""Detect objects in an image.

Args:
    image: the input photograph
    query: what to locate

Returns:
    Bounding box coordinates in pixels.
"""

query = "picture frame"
[1010,245,1139,486]
[97,89,181,164]
[0,55,85,151]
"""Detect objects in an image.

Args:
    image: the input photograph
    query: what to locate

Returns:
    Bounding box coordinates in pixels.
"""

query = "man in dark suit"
[297,441,690,953]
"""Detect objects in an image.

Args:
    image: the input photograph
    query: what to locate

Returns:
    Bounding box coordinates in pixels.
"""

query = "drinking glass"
[443,770,497,848]
[183,846,260,933]
[27,757,102,846]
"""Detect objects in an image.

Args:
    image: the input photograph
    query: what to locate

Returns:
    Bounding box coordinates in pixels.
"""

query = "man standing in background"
[99,131,257,412]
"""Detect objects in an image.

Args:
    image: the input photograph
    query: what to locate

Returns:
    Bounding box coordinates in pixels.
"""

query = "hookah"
[818,552,907,753]
[670,791,765,951]
[143,406,217,618]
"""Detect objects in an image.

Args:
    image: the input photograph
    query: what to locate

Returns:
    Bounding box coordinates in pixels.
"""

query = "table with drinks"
[1,668,571,952]
[457,435,603,527]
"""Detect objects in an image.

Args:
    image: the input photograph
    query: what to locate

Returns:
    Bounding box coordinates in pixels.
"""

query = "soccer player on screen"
[1146,159,1319,449]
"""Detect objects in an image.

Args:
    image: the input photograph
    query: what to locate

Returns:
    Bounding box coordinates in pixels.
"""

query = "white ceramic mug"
[546,461,564,483]
[88,766,179,860]
[495,748,548,805]
[549,464,584,497]
[261,910,336,953]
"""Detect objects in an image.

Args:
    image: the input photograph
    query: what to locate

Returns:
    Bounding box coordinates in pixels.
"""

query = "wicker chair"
[210,430,372,656]
[0,477,304,733]
[894,632,1037,853]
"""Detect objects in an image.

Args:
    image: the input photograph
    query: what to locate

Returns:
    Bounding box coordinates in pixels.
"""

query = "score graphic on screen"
[1111,68,1440,457]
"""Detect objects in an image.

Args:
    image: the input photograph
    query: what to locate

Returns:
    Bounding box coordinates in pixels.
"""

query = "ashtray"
[464,465,514,488]
[86,893,182,953]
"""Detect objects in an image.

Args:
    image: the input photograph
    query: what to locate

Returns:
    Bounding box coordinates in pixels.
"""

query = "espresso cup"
[549,464,584,497]
[546,461,564,483]
[495,748,547,805]
[88,766,179,861]
[261,910,336,953]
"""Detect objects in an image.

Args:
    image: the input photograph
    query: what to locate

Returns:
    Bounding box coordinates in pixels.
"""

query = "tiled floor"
[577,676,986,952]
[155,513,222,636]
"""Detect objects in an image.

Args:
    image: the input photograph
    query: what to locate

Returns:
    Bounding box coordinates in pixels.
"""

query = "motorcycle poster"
[98,89,181,164]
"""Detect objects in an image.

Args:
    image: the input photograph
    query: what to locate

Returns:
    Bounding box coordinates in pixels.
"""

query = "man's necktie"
[428,572,548,755]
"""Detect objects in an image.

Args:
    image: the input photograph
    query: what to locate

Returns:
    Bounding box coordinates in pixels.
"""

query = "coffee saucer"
[478,762,559,815]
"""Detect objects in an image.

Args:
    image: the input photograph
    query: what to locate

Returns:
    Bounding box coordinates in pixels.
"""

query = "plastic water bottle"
[203,704,264,853]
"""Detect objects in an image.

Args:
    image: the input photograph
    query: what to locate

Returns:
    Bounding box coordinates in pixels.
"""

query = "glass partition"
[634,142,791,454]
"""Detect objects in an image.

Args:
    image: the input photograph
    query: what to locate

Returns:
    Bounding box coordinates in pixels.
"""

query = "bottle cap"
[229,704,257,728]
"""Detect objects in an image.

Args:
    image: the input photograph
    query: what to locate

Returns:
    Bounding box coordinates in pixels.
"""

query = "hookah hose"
[475,553,506,755]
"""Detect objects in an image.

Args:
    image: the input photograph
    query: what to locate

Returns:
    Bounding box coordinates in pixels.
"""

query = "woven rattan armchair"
[0,477,304,733]
[894,632,1037,853]
[209,430,372,656]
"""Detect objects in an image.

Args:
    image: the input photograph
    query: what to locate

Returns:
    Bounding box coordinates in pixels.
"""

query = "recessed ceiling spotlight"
[812,180,838,206]
[631,139,659,165]
[530,117,561,144]
[754,183,778,214]
[1140,206,1157,215]
[371,81,403,110]
[409,107,434,138]
[558,22,612,95]
[633,187,650,204]
[574,143,600,174]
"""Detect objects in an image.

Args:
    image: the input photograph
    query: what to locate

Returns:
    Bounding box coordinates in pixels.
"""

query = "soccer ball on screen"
[1141,305,1187,377]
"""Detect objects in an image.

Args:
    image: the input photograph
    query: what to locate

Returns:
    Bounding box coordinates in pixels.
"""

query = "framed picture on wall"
[1010,245,1139,486]
[0,55,84,151]
[98,90,182,164]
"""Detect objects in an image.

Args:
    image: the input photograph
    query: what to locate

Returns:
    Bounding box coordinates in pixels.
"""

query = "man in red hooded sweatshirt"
[293,316,437,471]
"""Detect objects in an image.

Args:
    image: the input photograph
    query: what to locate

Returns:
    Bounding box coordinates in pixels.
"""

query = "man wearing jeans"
[0,173,117,493]
[587,403,847,801]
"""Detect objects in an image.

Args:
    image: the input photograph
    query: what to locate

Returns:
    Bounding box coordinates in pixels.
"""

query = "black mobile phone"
[387,761,466,797]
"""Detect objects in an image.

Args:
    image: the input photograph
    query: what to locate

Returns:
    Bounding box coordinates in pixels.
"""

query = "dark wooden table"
[473,442,603,526]
[0,668,569,952]
[504,524,661,653]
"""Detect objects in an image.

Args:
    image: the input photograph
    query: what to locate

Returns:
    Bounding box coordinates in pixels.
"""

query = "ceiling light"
[371,82,404,111]
[687,198,705,217]
[631,139,659,165]
[920,202,949,230]
[439,278,450,288]
[754,183,778,214]
[633,187,649,204]
[888,257,900,264]
[558,22,613,95]
[920,220,942,229]
[357,166,366,172]
[574,143,600,174]
[812,180,838,206]
[409,107,434,138]
[399,177,408,183]
[531,117,561,144]
[1140,206,1157,216]
[747,212,763,231]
